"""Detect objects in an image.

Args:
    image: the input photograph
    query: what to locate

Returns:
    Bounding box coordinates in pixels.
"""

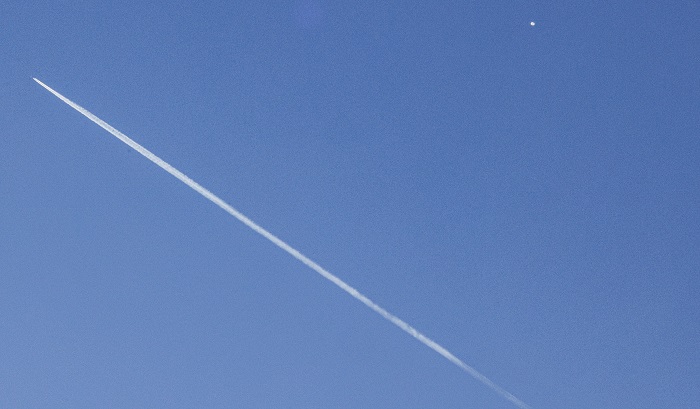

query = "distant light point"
[530,21,535,26]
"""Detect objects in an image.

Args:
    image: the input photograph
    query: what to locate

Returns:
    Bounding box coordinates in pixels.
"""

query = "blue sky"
[2,1,699,408]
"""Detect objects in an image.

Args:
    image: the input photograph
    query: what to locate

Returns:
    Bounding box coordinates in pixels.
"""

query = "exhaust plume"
[33,77,531,409]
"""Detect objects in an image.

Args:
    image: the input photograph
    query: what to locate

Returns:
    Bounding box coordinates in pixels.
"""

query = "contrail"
[33,77,531,409]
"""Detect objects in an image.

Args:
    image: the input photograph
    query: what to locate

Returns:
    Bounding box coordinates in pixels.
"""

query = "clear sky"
[1,1,699,408]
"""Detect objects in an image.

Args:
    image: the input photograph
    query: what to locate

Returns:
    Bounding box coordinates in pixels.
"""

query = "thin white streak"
[33,77,531,409]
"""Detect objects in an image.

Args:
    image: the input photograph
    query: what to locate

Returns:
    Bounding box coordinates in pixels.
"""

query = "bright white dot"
[530,21,535,26]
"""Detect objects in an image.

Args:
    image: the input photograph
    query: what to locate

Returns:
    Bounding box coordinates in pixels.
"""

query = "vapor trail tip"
[32,78,55,94]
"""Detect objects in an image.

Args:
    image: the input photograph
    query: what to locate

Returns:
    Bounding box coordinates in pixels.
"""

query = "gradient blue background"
[1,1,699,408]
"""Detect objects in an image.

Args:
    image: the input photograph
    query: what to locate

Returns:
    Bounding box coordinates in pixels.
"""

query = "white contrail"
[33,77,531,409]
